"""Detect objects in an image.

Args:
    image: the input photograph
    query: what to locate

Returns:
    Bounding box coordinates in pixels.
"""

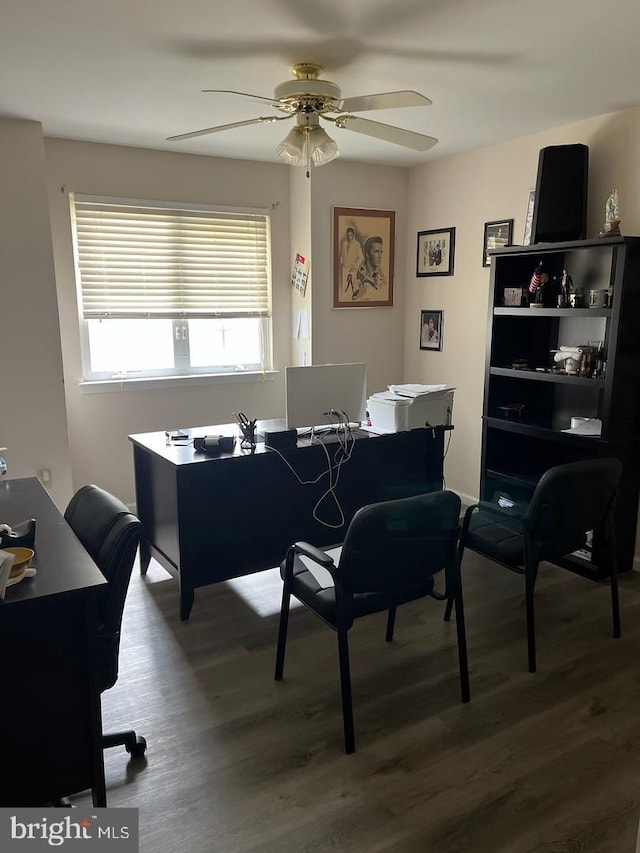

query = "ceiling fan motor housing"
[274,63,342,113]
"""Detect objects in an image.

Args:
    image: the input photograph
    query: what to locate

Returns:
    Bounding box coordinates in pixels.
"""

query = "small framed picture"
[503,287,526,307]
[483,219,514,267]
[416,228,455,277]
[420,310,443,351]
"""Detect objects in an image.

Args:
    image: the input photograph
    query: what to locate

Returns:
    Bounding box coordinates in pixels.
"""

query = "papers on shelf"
[561,418,602,437]
[571,548,592,562]
[388,383,449,398]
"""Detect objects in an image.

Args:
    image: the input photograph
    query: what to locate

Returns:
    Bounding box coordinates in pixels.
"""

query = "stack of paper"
[388,383,449,398]
[370,390,412,404]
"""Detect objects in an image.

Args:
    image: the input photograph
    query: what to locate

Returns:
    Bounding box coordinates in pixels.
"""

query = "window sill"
[78,370,279,395]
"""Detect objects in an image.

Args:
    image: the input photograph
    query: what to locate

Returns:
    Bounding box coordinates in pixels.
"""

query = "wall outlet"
[38,468,52,487]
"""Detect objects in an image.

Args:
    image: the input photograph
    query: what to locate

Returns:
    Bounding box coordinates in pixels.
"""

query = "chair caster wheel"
[127,735,147,759]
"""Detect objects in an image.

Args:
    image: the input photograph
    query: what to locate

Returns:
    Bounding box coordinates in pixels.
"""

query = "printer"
[367,385,454,432]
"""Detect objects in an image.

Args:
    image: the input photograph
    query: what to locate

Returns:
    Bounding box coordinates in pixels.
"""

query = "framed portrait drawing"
[416,228,455,277]
[420,310,443,352]
[333,207,395,307]
[483,218,513,267]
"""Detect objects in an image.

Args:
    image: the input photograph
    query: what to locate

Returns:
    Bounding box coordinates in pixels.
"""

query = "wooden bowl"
[4,546,35,578]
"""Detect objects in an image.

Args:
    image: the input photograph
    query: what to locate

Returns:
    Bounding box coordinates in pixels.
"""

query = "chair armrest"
[293,541,337,569]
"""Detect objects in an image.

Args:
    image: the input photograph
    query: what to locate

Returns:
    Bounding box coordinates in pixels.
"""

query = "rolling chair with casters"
[64,485,147,760]
[445,458,622,673]
[275,490,470,754]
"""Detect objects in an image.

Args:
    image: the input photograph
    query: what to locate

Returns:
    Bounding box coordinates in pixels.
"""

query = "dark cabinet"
[482,236,640,578]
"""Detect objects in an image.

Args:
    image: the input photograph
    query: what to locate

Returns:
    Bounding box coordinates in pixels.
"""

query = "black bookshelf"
[482,236,640,579]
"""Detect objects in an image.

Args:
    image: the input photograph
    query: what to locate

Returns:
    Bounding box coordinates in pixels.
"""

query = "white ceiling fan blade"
[166,115,289,142]
[202,89,292,110]
[334,115,438,151]
[338,91,432,113]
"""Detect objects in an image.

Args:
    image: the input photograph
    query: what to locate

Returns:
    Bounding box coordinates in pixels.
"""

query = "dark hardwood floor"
[74,553,640,852]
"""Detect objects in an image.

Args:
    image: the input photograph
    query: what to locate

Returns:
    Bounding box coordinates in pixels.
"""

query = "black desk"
[0,477,107,806]
[130,422,448,620]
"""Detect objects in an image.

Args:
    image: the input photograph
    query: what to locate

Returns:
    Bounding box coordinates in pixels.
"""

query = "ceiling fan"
[166,63,437,169]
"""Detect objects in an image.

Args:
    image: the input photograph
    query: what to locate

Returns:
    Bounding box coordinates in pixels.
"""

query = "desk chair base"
[103,730,147,760]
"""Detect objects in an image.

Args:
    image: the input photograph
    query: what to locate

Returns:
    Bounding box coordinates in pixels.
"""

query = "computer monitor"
[285,363,367,430]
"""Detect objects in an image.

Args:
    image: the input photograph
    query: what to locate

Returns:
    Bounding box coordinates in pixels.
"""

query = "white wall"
[404,106,640,555]
[309,160,409,395]
[289,167,312,367]
[0,118,73,507]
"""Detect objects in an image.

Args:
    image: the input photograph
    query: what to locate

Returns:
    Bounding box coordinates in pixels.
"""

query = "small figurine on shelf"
[569,287,586,308]
[599,188,621,237]
[558,268,573,307]
[528,260,549,308]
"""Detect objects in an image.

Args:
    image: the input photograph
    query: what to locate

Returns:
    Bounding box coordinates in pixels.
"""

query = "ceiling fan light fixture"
[275,126,307,166]
[308,125,339,166]
[276,121,339,168]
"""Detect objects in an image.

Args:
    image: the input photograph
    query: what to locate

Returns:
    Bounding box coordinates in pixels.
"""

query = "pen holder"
[239,421,257,450]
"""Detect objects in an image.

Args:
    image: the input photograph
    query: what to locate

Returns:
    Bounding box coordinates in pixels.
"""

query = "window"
[70,194,272,381]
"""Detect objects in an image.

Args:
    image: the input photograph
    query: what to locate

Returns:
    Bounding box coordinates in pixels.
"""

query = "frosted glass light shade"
[276,123,339,167]
[309,126,339,165]
[276,128,306,166]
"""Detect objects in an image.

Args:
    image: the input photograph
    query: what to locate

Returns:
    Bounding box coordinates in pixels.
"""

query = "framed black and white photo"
[420,310,443,351]
[416,228,455,277]
[483,218,513,267]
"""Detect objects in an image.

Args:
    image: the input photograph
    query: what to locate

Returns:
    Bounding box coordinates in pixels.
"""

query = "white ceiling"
[2,0,640,168]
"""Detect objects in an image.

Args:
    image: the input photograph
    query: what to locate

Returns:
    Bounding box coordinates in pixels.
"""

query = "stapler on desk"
[0,518,36,550]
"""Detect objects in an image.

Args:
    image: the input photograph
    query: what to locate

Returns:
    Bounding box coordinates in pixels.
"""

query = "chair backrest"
[338,490,461,595]
[64,484,141,690]
[523,458,622,555]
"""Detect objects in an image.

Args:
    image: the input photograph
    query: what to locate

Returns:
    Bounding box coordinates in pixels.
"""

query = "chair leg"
[610,554,621,640]
[443,596,454,622]
[385,607,396,642]
[453,591,471,703]
[336,624,355,754]
[524,562,537,673]
[445,538,466,622]
[274,584,291,681]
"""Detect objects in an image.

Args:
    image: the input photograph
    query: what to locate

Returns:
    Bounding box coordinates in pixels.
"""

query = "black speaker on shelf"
[531,144,588,243]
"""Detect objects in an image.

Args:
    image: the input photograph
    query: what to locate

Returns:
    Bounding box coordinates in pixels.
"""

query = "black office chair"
[64,484,147,760]
[274,490,469,754]
[445,458,622,673]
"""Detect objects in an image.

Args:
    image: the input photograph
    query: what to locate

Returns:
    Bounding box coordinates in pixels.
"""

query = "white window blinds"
[70,195,271,319]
